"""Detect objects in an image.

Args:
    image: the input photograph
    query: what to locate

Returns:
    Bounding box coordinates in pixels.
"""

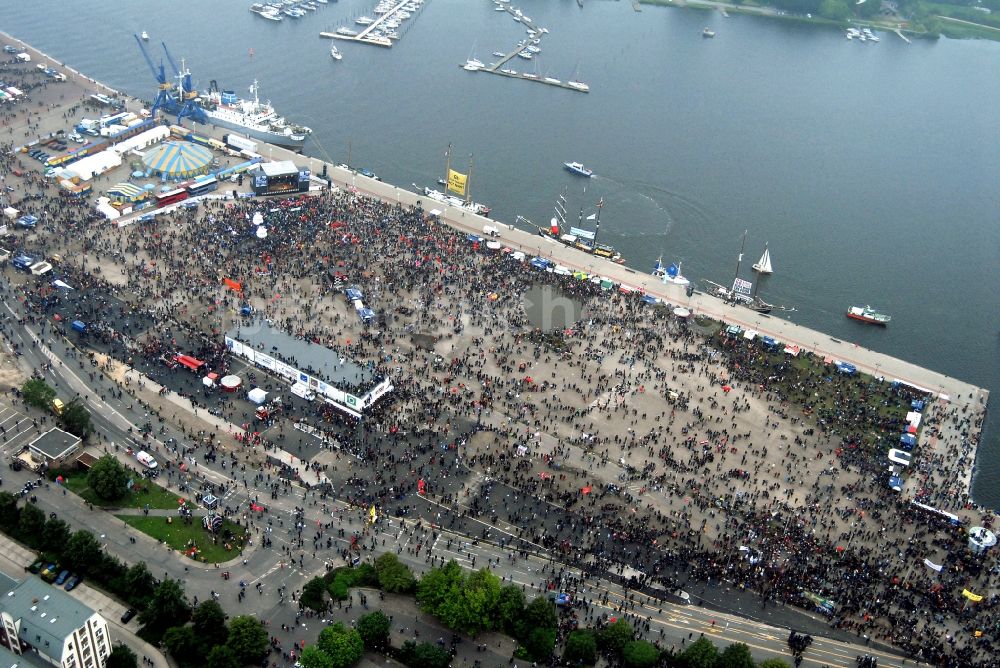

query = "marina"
[459,1,590,93]
[320,0,425,48]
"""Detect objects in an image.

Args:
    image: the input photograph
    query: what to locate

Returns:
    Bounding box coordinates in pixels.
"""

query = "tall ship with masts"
[535,190,624,263]
[419,143,492,217]
[704,230,790,313]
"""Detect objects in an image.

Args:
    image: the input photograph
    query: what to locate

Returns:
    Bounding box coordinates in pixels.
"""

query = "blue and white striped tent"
[141,141,212,178]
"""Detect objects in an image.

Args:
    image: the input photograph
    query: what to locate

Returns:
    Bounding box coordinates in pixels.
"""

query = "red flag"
[418,479,426,495]
[223,278,242,292]
[581,485,592,495]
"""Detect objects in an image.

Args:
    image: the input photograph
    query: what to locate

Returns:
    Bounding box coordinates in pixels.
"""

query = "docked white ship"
[201,80,311,150]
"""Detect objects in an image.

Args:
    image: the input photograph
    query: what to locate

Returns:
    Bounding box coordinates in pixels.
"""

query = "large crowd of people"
[0,60,994,664]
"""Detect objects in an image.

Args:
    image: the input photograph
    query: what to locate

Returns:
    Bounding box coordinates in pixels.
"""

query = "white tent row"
[65,149,121,181]
[110,125,170,156]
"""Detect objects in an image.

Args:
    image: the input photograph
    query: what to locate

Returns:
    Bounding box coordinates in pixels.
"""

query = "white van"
[483,224,500,237]
[290,382,316,402]
[136,451,158,469]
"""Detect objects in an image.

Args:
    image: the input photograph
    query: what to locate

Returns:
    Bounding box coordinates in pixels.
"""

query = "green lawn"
[60,474,186,510]
[117,515,248,564]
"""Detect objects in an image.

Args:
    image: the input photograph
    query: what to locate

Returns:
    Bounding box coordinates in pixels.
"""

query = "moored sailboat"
[752,243,773,274]
[420,143,492,217]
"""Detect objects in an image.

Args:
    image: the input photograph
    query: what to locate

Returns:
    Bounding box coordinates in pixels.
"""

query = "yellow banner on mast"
[447,169,467,196]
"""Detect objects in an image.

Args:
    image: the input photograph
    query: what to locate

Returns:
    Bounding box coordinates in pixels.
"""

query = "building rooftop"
[227,320,377,394]
[259,160,298,177]
[26,428,80,461]
[1,576,97,658]
[0,643,33,666]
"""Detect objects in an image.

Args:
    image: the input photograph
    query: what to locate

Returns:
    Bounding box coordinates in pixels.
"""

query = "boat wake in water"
[594,177,714,239]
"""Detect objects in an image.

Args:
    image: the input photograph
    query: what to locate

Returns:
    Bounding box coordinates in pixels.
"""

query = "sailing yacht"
[752,243,773,275]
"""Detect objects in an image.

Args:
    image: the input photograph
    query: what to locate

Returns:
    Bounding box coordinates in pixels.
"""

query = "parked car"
[40,564,59,582]
[54,570,70,586]
[120,608,137,624]
[28,560,44,574]
[63,575,81,591]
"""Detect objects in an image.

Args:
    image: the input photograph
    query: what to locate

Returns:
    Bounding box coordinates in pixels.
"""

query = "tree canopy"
[205,645,241,668]
[41,517,71,553]
[192,600,229,649]
[64,530,103,574]
[357,610,391,650]
[375,551,416,593]
[61,399,93,438]
[18,503,46,542]
[716,642,756,668]
[302,576,329,612]
[163,626,200,666]
[622,640,660,668]
[86,455,129,501]
[106,643,138,668]
[299,644,336,668]
[226,616,269,665]
[397,640,452,668]
[22,378,55,410]
[677,636,719,668]
[599,619,634,656]
[317,622,364,668]
[139,579,191,631]
[563,629,597,665]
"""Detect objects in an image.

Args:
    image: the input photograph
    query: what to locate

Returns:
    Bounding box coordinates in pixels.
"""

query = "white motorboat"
[330,46,343,60]
[336,26,358,35]
[492,51,505,57]
[567,80,590,92]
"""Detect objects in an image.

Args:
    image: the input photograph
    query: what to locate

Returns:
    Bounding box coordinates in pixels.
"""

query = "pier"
[320,0,420,48]
[461,4,590,93]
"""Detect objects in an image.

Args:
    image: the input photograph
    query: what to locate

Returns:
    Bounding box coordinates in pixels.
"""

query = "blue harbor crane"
[133,33,177,119]
[160,42,207,124]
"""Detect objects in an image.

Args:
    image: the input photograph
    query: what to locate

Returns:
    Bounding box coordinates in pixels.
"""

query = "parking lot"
[0,400,49,471]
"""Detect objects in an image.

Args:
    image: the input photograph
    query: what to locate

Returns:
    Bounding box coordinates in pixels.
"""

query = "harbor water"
[1,0,998,506]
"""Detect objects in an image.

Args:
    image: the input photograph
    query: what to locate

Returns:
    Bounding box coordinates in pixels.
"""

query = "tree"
[563,629,597,665]
[317,623,364,668]
[64,530,103,575]
[818,0,850,20]
[495,584,525,634]
[163,625,201,666]
[123,562,157,606]
[436,567,501,635]
[22,378,55,410]
[106,643,138,668]
[758,660,791,668]
[192,600,229,649]
[397,640,451,668]
[357,610,391,650]
[416,560,464,615]
[205,645,241,668]
[302,576,329,612]
[226,616,269,665]
[61,399,93,438]
[41,517,71,553]
[622,640,660,668]
[139,579,191,631]
[677,636,719,668]
[375,552,416,593]
[522,627,556,662]
[0,492,20,533]
[299,645,335,668]
[514,595,558,642]
[716,642,755,668]
[598,619,634,656]
[86,455,129,501]
[18,503,46,546]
